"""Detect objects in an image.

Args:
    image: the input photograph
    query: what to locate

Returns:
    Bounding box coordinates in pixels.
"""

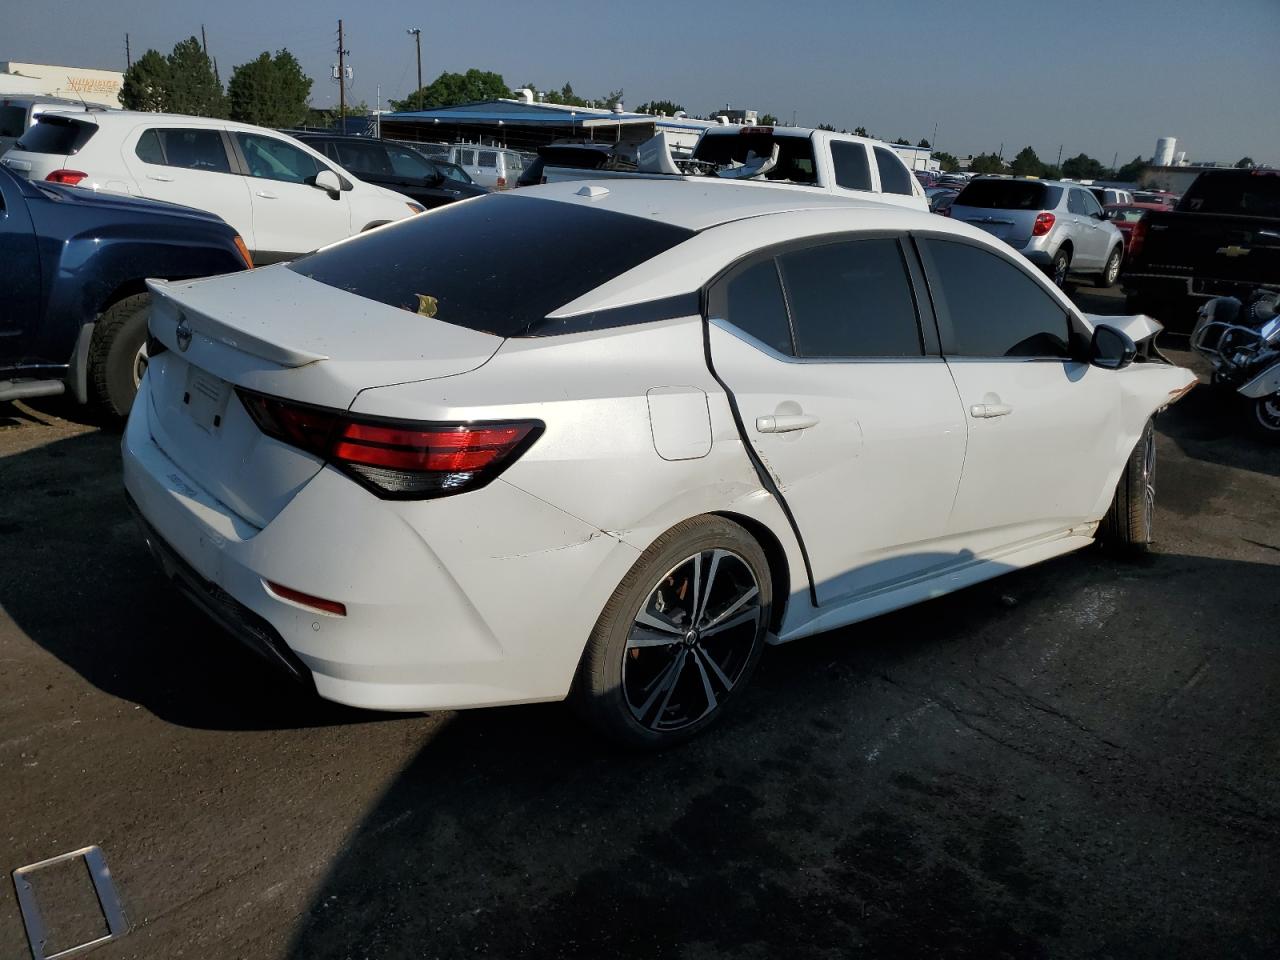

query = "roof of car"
[518,177,935,232]
[38,110,307,136]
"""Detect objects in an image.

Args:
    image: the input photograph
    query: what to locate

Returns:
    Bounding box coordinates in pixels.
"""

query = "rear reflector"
[46,169,88,185]
[264,581,347,617]
[1032,212,1056,236]
[236,389,543,500]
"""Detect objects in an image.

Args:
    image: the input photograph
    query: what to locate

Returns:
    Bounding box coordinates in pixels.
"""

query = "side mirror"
[314,169,342,195]
[1089,324,1137,370]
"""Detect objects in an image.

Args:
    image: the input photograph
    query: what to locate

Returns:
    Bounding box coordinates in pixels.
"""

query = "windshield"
[955,179,1056,210]
[1180,172,1280,217]
[289,194,694,337]
[692,131,818,185]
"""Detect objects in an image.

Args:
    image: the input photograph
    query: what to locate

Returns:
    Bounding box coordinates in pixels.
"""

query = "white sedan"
[122,179,1196,747]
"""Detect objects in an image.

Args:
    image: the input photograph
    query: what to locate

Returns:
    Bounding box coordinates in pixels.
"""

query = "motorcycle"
[1191,290,1280,441]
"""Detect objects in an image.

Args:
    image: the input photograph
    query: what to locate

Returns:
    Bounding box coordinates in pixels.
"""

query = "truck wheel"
[88,293,151,421]
[1249,393,1280,442]
[1048,249,1071,288]
[1094,247,1122,288]
[1098,419,1156,555]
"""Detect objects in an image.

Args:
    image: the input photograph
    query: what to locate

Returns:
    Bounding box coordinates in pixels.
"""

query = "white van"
[447,144,524,190]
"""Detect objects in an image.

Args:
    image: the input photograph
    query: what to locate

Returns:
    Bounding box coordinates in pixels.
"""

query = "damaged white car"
[122,179,1196,747]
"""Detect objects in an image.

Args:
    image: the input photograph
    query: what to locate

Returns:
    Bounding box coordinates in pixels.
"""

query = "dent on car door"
[916,236,1121,553]
[233,132,352,260]
[0,170,41,361]
[706,236,968,606]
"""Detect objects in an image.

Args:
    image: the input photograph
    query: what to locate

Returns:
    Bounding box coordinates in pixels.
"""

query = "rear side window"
[456,149,476,166]
[1180,172,1280,217]
[1067,190,1088,214]
[15,116,96,155]
[873,148,914,196]
[138,128,231,173]
[830,141,872,191]
[719,259,794,356]
[478,150,498,168]
[289,194,695,337]
[0,105,26,138]
[921,239,1069,359]
[693,132,818,185]
[955,180,1049,210]
[778,239,922,358]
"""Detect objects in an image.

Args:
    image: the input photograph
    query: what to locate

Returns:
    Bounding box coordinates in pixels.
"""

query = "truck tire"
[1094,246,1122,288]
[1097,419,1156,554]
[88,293,151,421]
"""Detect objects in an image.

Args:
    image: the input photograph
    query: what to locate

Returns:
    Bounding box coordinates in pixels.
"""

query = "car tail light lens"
[1128,217,1147,258]
[236,389,543,499]
[496,176,507,189]
[47,169,88,185]
[1032,212,1056,236]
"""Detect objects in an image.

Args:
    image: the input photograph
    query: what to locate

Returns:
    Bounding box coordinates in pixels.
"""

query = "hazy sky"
[12,0,1280,165]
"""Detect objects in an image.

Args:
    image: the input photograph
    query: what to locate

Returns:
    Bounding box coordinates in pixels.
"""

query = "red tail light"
[265,581,347,617]
[1032,212,1056,236]
[496,176,507,189]
[46,169,88,185]
[1128,217,1147,259]
[236,390,543,499]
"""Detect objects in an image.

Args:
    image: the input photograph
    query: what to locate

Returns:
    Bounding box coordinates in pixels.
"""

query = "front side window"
[236,133,322,183]
[386,144,434,179]
[778,238,922,358]
[873,147,914,195]
[830,141,872,191]
[136,128,231,172]
[921,239,1070,359]
[717,258,794,356]
[333,141,392,177]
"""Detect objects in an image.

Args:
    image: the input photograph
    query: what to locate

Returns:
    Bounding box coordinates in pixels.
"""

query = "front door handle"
[255,190,278,199]
[147,174,175,182]
[970,402,1013,419]
[756,413,820,433]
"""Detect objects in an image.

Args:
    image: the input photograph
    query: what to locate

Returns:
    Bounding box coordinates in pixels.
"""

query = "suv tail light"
[1128,217,1148,259]
[46,169,88,185]
[1032,212,1056,236]
[496,176,507,189]
[236,389,543,499]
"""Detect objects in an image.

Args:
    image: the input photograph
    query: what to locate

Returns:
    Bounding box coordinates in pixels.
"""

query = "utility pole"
[201,24,208,56]
[407,28,422,111]
[125,33,132,69]
[1057,144,1063,168]
[337,19,346,118]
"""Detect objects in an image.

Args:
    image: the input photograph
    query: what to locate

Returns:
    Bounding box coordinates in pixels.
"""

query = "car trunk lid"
[142,268,503,527]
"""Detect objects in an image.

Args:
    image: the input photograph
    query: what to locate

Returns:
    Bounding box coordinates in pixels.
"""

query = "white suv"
[1,112,422,262]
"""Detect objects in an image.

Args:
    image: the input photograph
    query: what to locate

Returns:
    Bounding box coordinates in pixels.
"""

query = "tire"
[1248,393,1280,442]
[1094,246,1122,288]
[570,516,772,749]
[88,293,151,421]
[1048,248,1071,288]
[1098,419,1156,554]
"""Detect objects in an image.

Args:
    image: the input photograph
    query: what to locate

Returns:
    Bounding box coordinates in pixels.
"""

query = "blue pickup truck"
[0,164,250,418]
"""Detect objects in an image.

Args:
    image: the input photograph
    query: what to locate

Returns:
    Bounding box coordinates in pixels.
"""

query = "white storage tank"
[1154,137,1177,167]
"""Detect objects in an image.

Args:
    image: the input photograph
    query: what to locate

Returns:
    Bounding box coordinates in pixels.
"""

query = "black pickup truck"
[1121,169,1280,330]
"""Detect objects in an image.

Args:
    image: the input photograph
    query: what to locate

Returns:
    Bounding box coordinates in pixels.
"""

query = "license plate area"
[182,366,231,432]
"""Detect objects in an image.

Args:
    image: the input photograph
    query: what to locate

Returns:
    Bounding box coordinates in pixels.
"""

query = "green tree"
[1115,155,1146,182]
[969,152,1005,174]
[817,123,837,132]
[227,50,312,127]
[934,150,960,173]
[1236,156,1255,168]
[853,126,870,137]
[892,137,911,146]
[1010,146,1044,177]
[917,138,931,149]
[391,69,511,111]
[120,49,170,111]
[165,36,224,117]
[759,113,780,126]
[636,99,684,116]
[1061,152,1105,179]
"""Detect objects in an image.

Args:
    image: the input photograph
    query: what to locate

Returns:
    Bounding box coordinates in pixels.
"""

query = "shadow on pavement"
[1155,383,1280,479]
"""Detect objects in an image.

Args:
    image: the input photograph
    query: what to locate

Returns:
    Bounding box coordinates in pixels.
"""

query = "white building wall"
[0,62,123,107]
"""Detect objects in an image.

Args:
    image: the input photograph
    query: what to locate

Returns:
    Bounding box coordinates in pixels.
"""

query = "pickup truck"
[542,125,930,211]
[0,164,251,418]
[1121,169,1280,329]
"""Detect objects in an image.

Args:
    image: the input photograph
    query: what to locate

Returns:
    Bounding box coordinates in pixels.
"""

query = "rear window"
[15,116,96,155]
[1109,207,1148,223]
[1180,172,1280,218]
[693,131,818,185]
[955,180,1054,210]
[0,105,27,139]
[289,194,695,337]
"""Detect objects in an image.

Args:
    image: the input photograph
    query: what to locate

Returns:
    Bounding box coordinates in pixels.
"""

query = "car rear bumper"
[1122,273,1275,301]
[121,377,640,712]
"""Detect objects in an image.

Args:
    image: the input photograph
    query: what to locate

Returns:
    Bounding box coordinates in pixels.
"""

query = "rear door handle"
[970,403,1013,419]
[147,174,175,182]
[255,190,279,199]
[756,413,820,433]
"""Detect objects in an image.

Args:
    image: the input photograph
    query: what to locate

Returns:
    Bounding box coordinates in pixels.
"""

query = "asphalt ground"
[1,287,1277,959]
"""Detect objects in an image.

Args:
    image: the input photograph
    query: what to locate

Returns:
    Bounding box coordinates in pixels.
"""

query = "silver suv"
[949,178,1125,288]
